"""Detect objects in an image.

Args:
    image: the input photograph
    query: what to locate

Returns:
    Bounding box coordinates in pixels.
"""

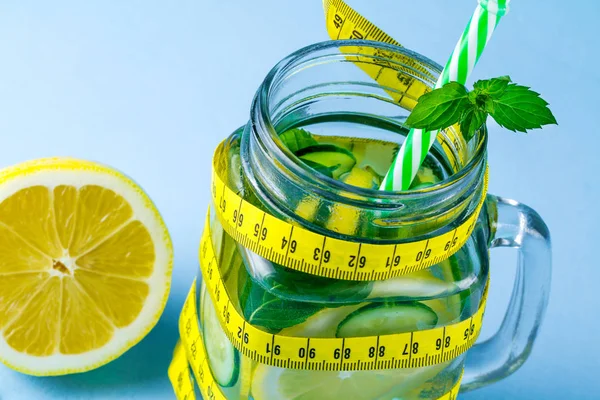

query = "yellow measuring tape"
[212,141,488,282]
[168,341,462,400]
[323,0,434,110]
[170,0,487,398]
[168,341,196,400]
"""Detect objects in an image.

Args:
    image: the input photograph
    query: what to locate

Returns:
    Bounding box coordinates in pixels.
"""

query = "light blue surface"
[0,0,597,399]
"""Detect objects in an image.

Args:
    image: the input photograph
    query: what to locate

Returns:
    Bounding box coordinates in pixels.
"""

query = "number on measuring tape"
[368,345,386,358]
[281,236,297,253]
[332,13,343,29]
[299,347,316,359]
[266,343,281,355]
[254,224,267,240]
[386,254,401,268]
[348,254,366,268]
[313,247,331,263]
[232,210,243,227]
[436,337,451,351]
[333,348,351,360]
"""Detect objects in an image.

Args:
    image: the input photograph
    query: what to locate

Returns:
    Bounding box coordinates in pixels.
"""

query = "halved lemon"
[0,158,173,376]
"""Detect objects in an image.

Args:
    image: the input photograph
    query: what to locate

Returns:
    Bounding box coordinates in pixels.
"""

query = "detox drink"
[189,36,552,399]
[198,116,490,400]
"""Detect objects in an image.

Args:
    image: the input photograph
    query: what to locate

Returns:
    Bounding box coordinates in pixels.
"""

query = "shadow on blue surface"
[32,297,181,396]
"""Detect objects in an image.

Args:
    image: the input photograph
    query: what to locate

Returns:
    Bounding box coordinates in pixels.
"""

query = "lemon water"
[200,121,489,399]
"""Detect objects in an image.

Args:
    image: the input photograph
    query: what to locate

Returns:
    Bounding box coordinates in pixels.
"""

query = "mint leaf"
[405,82,470,131]
[489,84,558,132]
[279,128,318,153]
[269,265,372,304]
[405,76,557,140]
[473,76,511,98]
[246,295,324,332]
[460,108,488,140]
[240,275,324,332]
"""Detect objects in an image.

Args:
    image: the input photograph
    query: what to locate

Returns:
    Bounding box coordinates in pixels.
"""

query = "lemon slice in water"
[251,363,445,400]
[0,158,172,376]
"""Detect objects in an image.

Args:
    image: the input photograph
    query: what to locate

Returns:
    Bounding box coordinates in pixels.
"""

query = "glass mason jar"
[198,40,551,400]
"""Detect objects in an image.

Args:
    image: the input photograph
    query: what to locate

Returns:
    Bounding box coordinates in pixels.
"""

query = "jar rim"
[251,39,487,205]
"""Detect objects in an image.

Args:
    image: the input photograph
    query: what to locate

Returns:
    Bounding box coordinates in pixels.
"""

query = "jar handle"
[461,194,552,392]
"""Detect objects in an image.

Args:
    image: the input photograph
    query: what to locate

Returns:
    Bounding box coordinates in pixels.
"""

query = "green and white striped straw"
[380,0,510,191]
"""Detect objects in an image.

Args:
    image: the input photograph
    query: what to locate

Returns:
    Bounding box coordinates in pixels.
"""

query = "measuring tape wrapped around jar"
[168,215,486,400]
[168,0,496,399]
[168,142,489,400]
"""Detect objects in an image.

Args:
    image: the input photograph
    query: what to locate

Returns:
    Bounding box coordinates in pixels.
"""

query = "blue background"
[0,0,597,398]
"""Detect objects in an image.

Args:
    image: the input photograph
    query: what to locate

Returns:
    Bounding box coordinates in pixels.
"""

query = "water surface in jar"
[278,122,451,191]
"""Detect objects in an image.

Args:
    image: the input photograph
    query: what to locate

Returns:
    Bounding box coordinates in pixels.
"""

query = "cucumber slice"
[368,271,457,300]
[199,282,207,329]
[280,304,364,338]
[300,159,336,178]
[203,288,239,387]
[336,301,438,337]
[296,144,356,179]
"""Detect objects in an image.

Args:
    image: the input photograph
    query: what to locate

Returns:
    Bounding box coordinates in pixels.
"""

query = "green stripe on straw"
[380,0,510,191]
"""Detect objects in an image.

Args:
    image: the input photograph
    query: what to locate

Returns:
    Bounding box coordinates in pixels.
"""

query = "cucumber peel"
[368,271,457,300]
[203,288,239,387]
[296,144,356,179]
[336,301,438,337]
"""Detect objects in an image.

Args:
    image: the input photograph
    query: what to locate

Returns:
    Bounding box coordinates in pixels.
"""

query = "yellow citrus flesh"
[0,158,172,375]
[250,362,446,400]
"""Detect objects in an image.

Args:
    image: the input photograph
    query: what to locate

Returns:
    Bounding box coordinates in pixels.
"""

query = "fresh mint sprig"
[405,76,557,140]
